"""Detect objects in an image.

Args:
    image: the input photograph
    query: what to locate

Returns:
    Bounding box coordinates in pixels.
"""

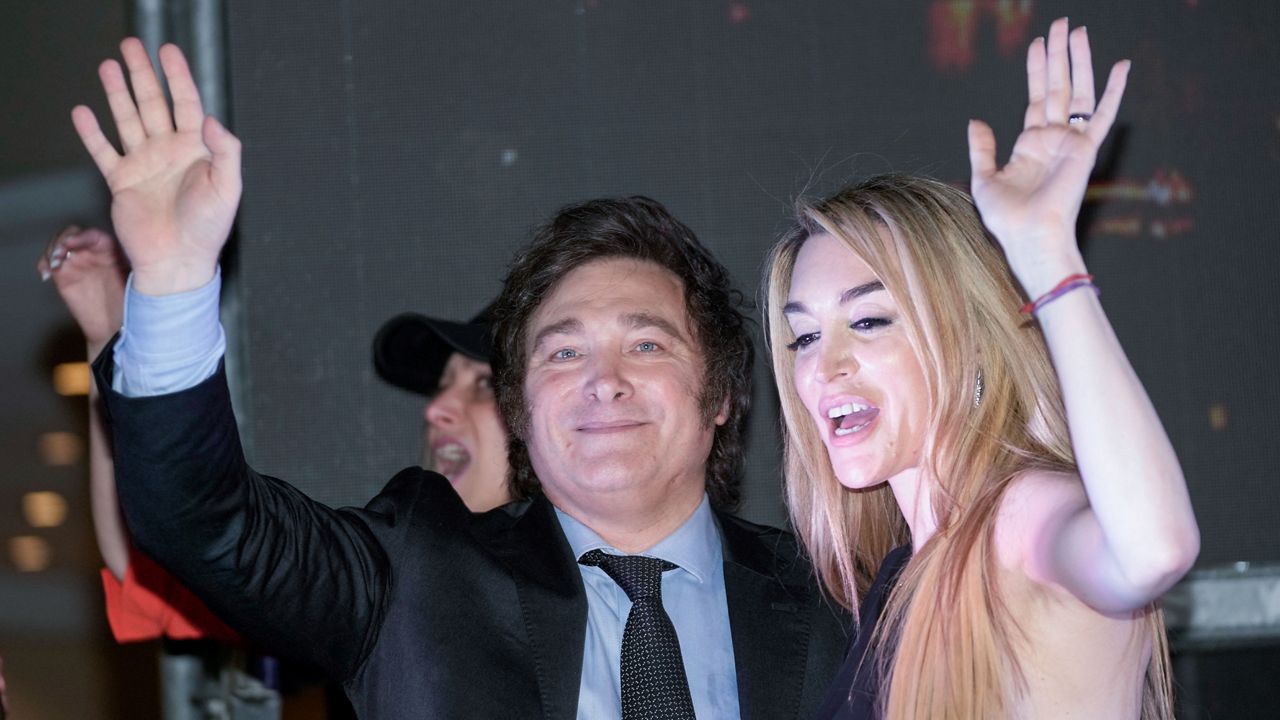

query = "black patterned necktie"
[579,549,697,719]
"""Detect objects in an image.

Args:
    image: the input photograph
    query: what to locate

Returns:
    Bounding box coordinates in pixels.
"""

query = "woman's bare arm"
[38,225,131,580]
[970,19,1199,612]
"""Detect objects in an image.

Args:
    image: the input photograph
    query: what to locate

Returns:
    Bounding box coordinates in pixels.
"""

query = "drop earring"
[973,369,984,408]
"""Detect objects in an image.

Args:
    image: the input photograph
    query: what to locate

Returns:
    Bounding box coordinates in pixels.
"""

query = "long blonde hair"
[764,174,1173,719]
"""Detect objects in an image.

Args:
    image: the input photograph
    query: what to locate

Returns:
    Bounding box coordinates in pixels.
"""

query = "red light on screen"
[928,0,1035,73]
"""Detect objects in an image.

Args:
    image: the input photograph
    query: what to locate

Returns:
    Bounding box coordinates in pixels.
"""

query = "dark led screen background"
[223,1,1279,568]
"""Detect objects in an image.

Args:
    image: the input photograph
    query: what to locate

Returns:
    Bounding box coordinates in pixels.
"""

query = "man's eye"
[785,332,818,351]
[635,341,659,353]
[476,375,493,390]
[552,348,578,361]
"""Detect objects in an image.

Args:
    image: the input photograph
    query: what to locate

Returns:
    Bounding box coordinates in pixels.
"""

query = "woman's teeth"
[827,402,869,419]
[433,442,471,477]
[828,403,878,436]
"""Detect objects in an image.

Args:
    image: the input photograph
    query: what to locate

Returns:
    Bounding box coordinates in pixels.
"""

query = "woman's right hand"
[38,225,129,356]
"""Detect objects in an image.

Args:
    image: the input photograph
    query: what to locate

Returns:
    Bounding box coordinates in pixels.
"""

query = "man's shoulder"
[357,473,553,552]
[715,510,799,546]
[714,510,814,587]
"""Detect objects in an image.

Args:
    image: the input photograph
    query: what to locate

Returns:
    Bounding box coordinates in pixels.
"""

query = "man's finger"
[204,115,243,198]
[161,44,206,132]
[71,105,121,178]
[99,60,145,151]
[120,37,174,137]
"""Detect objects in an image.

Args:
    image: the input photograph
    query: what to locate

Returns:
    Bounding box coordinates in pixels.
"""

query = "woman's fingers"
[1044,18,1072,124]
[1028,20,1121,139]
[967,119,998,185]
[1024,36,1047,129]
[38,226,79,280]
[1068,26,1097,117]
[1086,60,1130,145]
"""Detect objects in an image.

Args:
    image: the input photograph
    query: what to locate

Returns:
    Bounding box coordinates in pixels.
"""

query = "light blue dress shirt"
[111,271,226,396]
[112,271,742,717]
[557,498,740,719]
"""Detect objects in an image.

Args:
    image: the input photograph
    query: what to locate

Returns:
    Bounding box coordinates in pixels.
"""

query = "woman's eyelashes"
[786,332,819,351]
[786,316,893,352]
[851,316,891,331]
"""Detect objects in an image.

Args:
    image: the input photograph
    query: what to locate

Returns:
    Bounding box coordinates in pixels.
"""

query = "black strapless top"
[813,544,912,720]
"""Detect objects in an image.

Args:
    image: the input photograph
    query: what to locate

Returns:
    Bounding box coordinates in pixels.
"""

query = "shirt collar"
[554,494,721,584]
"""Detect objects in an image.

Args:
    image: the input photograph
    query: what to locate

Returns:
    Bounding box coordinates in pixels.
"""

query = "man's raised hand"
[71,39,241,296]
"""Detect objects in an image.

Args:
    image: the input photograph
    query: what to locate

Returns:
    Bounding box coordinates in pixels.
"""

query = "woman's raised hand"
[967,18,1129,297]
[37,225,129,355]
[71,38,241,296]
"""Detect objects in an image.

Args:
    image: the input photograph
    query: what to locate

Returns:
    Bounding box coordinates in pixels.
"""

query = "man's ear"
[714,396,730,427]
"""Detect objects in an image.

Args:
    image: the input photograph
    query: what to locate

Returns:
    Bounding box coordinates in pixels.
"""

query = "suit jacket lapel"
[483,495,587,720]
[718,513,814,720]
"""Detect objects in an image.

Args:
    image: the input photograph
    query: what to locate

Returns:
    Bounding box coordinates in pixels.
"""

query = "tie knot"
[579,550,677,601]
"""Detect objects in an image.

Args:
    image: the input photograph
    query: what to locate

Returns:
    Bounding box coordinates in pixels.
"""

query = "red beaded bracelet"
[1019,273,1098,315]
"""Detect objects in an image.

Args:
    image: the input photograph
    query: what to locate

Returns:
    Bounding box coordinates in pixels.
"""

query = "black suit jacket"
[97,355,848,718]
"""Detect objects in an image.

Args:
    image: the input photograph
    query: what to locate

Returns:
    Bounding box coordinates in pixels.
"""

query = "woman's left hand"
[968,18,1129,297]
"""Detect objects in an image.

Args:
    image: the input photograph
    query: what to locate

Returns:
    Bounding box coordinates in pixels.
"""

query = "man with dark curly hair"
[75,39,846,718]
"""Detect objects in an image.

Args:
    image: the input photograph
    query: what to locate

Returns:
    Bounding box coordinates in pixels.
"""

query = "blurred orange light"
[53,362,91,396]
[38,431,84,466]
[1209,403,1229,431]
[23,491,68,528]
[8,535,52,572]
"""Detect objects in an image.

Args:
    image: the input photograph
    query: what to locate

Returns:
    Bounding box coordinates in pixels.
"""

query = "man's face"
[423,353,512,512]
[522,258,725,517]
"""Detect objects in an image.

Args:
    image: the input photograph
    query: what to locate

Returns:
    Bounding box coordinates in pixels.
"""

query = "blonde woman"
[765,19,1198,719]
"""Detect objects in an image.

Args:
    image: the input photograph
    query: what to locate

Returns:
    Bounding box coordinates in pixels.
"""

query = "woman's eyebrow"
[839,280,886,304]
[783,280,885,315]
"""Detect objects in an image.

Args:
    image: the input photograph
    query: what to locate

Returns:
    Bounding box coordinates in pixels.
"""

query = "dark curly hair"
[490,196,752,511]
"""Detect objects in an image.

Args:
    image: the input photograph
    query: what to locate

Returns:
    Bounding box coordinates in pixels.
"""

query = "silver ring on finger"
[1068,112,1092,125]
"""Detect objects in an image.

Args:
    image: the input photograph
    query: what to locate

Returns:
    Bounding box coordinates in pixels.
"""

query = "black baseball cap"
[373,305,493,396]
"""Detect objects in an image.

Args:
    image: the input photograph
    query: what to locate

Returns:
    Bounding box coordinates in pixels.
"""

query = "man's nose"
[586,352,632,401]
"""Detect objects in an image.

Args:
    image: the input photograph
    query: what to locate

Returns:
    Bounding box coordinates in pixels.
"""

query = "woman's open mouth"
[827,402,879,438]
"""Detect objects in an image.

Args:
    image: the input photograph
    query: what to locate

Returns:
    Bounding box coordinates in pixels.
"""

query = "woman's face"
[784,231,930,490]
[423,353,513,512]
